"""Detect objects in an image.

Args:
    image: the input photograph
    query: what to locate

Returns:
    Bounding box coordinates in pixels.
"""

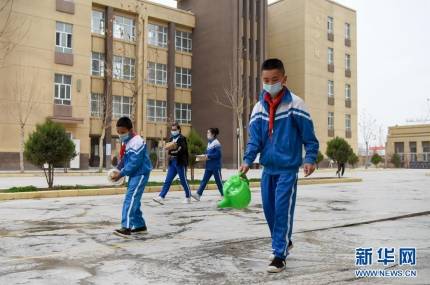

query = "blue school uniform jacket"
[118,135,152,177]
[243,88,319,174]
[205,139,222,170]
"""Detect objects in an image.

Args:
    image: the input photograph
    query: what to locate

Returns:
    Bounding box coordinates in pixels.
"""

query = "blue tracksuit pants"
[197,168,223,196]
[261,171,298,260]
[121,174,149,229]
[159,158,191,198]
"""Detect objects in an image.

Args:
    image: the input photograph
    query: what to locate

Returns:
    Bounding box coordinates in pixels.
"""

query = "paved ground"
[0,169,429,284]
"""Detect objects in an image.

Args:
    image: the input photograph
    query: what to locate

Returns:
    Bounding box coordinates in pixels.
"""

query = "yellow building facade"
[268,0,358,154]
[0,0,194,170]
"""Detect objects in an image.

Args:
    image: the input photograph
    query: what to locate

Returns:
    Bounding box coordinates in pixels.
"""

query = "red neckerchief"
[119,132,136,160]
[264,88,285,137]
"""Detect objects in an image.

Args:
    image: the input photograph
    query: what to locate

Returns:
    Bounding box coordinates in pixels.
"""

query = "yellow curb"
[0,177,362,201]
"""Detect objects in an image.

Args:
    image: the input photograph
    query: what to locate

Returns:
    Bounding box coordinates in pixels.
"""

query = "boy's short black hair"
[208,127,219,137]
[261,58,285,75]
[172,122,181,131]
[116,117,133,130]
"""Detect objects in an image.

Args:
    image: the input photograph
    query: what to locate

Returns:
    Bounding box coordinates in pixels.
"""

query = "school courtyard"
[0,168,429,284]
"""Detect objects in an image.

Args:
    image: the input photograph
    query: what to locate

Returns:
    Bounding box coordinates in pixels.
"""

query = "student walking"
[191,128,223,201]
[239,59,319,273]
[111,117,152,237]
[153,123,191,204]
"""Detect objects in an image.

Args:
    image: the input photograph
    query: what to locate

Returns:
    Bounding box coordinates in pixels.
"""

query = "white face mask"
[263,81,283,97]
[171,130,179,137]
[207,134,214,141]
[119,133,129,142]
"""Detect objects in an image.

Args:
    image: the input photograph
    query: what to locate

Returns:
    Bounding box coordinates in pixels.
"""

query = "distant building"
[386,124,430,168]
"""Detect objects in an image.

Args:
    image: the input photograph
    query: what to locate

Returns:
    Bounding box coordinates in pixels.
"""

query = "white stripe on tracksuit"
[126,175,145,228]
[284,173,298,256]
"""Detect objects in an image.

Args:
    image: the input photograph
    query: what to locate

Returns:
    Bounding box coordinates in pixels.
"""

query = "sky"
[150,0,430,146]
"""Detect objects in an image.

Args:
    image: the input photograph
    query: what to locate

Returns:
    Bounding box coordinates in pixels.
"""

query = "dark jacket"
[168,134,189,166]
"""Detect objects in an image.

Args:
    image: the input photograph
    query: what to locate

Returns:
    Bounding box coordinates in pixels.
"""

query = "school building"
[386,124,430,168]
[0,0,358,170]
[0,0,195,170]
[268,0,358,155]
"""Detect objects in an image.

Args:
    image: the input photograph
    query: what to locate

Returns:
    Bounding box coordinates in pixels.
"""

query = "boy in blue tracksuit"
[240,59,319,273]
[111,117,152,237]
[191,127,223,201]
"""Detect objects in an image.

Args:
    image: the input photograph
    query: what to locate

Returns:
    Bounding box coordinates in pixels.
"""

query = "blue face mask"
[171,130,179,137]
[263,81,283,97]
[119,133,129,142]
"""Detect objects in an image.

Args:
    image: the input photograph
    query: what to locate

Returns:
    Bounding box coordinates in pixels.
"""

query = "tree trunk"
[237,114,245,165]
[98,132,105,173]
[190,165,194,182]
[19,125,24,173]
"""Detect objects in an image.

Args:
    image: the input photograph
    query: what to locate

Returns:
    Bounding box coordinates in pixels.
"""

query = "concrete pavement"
[0,169,429,284]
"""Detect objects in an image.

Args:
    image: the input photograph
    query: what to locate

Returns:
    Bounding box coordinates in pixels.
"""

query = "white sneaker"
[191,193,201,201]
[183,197,191,204]
[152,196,165,205]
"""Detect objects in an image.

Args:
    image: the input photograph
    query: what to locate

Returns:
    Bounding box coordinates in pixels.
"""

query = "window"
[56,22,72,53]
[328,80,334,97]
[328,48,334,64]
[175,67,192,89]
[90,93,102,117]
[327,16,334,34]
[345,22,351,40]
[147,99,167,122]
[54,74,72,105]
[422,141,430,161]
[91,10,105,35]
[113,56,135,81]
[328,112,334,130]
[345,114,351,132]
[91,52,104,77]
[147,62,167,86]
[345,84,351,100]
[345,53,351,70]
[175,103,192,124]
[148,23,167,48]
[175,30,192,52]
[113,15,135,41]
[113,96,132,118]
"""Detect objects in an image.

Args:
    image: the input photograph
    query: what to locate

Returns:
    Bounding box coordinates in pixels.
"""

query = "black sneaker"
[267,257,286,273]
[113,228,132,238]
[131,226,147,233]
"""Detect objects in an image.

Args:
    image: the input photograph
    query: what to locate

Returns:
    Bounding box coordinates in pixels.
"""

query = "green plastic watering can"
[217,174,251,209]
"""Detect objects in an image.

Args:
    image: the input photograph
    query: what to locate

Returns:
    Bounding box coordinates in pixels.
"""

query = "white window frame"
[328,80,334,97]
[147,99,167,122]
[328,112,334,130]
[345,22,351,40]
[175,67,192,89]
[90,93,102,117]
[328,48,334,65]
[175,30,192,52]
[345,84,351,100]
[56,22,72,54]
[91,10,105,35]
[345,53,351,70]
[148,23,168,48]
[113,56,135,81]
[113,96,132,118]
[147,62,167,86]
[175,103,192,124]
[113,15,136,41]
[345,114,351,132]
[327,16,334,34]
[54,74,72,105]
[91,52,104,77]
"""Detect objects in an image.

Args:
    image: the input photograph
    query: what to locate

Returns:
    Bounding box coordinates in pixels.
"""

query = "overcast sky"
[151,0,430,145]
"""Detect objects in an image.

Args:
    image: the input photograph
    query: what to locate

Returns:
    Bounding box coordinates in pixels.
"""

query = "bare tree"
[97,78,113,173]
[7,67,40,172]
[0,0,29,67]
[213,71,245,165]
[359,110,376,169]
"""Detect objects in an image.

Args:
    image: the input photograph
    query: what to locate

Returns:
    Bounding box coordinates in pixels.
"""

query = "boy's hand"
[239,163,250,174]
[111,171,121,181]
[303,163,316,177]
